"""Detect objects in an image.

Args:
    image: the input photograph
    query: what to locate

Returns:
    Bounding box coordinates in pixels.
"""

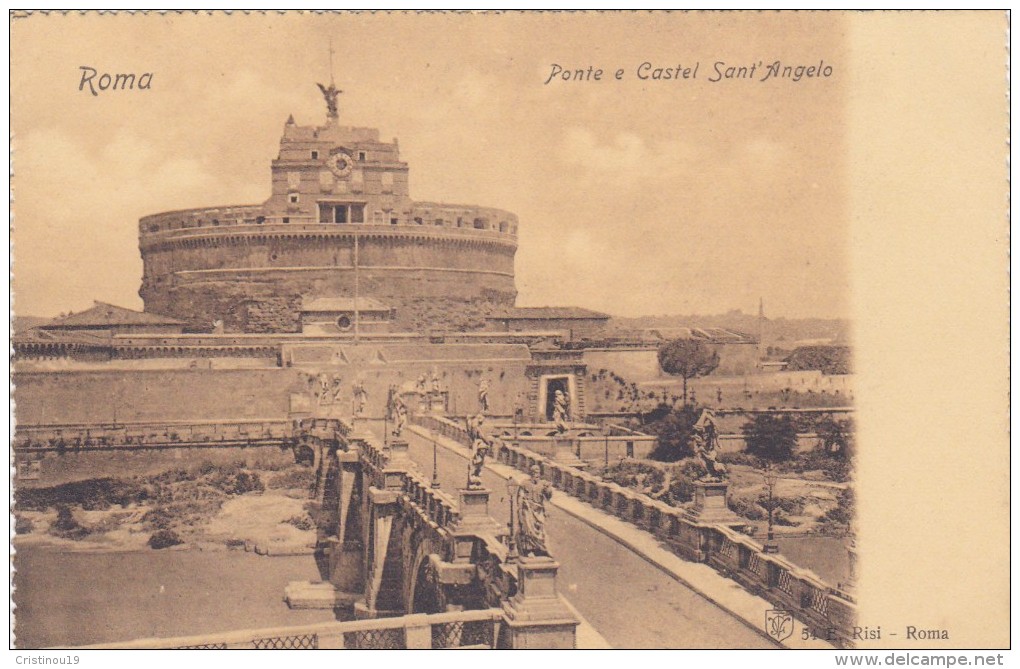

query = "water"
[12,545,336,649]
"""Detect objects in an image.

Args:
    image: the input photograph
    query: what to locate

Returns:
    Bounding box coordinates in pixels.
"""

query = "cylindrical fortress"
[138,100,518,333]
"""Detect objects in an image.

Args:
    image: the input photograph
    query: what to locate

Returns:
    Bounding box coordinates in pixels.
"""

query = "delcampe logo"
[765,609,794,642]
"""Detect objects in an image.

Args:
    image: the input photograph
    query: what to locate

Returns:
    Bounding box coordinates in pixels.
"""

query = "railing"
[68,608,505,650]
[140,221,519,247]
[14,419,294,452]
[401,468,461,531]
[414,413,857,646]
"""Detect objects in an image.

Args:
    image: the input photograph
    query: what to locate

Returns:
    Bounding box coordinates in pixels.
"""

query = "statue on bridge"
[416,373,428,395]
[552,389,570,434]
[467,413,490,489]
[478,377,490,414]
[515,465,553,557]
[391,394,407,437]
[430,367,442,394]
[692,409,727,481]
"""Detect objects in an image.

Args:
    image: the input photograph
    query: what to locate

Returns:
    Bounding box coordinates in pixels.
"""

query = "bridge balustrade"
[414,412,858,646]
[69,608,505,650]
[14,418,296,452]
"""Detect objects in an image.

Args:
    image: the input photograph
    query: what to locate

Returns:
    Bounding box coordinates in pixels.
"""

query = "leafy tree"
[817,417,855,461]
[743,413,798,462]
[646,403,702,462]
[657,338,720,404]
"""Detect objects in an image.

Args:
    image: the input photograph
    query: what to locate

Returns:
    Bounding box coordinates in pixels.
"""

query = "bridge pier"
[501,556,579,649]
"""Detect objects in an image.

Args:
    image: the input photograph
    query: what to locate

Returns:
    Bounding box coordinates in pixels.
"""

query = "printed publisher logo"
[765,609,794,642]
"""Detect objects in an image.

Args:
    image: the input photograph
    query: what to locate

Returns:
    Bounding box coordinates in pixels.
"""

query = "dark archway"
[411,555,443,614]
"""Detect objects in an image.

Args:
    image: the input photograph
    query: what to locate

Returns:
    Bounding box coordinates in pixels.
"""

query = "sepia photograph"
[8,10,1009,657]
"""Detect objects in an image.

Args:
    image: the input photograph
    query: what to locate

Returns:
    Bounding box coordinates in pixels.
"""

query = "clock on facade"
[328,151,354,178]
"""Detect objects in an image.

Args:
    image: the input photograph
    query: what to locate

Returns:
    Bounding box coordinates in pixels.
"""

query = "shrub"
[49,505,90,540]
[269,467,316,491]
[728,495,766,521]
[284,515,315,531]
[743,414,798,462]
[148,529,183,549]
[718,451,763,468]
[821,488,855,527]
[15,516,34,534]
[646,403,702,462]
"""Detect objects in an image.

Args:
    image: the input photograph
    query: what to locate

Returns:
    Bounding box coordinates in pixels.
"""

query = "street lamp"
[763,465,780,554]
[431,435,440,488]
[506,478,519,562]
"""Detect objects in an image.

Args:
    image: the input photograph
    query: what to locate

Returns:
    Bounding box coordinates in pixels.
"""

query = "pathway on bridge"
[372,423,774,649]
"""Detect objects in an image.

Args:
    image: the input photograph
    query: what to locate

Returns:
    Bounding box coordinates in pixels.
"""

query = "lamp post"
[431,434,440,488]
[763,465,780,554]
[506,478,519,562]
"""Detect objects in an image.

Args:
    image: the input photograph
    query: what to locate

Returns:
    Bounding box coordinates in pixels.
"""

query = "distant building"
[486,307,611,340]
[300,297,392,335]
[34,301,186,337]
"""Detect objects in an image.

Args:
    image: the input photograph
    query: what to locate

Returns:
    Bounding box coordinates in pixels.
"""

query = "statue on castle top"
[552,389,570,434]
[316,82,342,119]
[478,378,489,414]
[515,465,553,557]
[692,409,727,481]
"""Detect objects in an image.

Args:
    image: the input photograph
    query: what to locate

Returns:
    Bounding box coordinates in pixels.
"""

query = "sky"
[10,12,849,320]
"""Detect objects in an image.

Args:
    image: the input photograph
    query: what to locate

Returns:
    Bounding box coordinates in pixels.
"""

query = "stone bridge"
[284,415,579,649]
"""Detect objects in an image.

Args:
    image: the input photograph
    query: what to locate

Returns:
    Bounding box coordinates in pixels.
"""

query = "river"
[12,544,336,649]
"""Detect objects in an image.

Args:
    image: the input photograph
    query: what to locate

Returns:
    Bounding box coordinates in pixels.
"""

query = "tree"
[743,413,798,462]
[646,402,702,462]
[657,338,720,404]
[817,417,855,461]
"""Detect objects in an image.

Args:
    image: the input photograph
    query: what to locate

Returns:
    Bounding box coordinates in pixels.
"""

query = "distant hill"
[610,310,851,347]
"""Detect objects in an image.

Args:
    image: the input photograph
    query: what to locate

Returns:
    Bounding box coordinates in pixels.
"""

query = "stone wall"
[13,368,301,425]
[14,344,534,426]
[139,225,517,333]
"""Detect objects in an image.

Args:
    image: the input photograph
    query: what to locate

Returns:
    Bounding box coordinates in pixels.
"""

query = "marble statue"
[516,465,554,557]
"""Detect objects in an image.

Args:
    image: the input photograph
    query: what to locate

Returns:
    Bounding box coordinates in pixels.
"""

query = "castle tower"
[137,83,518,333]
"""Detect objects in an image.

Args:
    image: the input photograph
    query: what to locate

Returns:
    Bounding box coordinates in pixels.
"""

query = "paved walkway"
[396,423,828,649]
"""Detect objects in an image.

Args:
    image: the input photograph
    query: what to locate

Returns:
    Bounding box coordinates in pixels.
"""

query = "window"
[336,315,352,331]
[282,217,289,224]
[311,150,319,160]
[456,217,463,228]
[289,193,299,204]
[413,217,424,225]
[434,218,444,226]
[473,217,487,230]
[390,217,399,225]
[358,151,366,161]
[318,202,365,224]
